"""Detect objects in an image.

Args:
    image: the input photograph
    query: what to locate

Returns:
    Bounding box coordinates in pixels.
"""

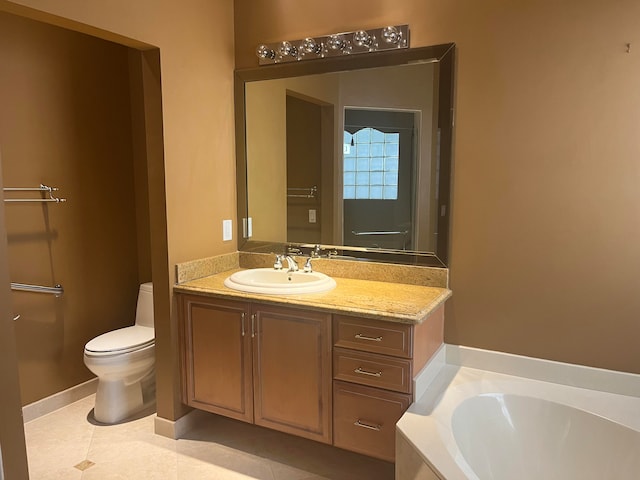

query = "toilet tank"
[135,282,154,328]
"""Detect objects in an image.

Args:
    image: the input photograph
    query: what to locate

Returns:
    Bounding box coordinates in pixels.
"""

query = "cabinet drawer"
[333,381,411,462]
[333,315,412,358]
[333,347,412,394]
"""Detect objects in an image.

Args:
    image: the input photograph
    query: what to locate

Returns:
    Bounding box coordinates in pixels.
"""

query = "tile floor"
[24,395,395,479]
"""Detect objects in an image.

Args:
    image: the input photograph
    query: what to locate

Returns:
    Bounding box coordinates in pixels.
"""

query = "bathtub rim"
[397,344,640,480]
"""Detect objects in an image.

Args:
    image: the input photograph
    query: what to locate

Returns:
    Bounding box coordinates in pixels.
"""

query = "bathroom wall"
[0,12,151,405]
[2,0,637,435]
[235,0,640,374]
[0,0,236,422]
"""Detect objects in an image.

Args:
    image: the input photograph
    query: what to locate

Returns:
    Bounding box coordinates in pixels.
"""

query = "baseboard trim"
[154,408,208,439]
[22,377,98,423]
[446,344,640,398]
[413,343,446,402]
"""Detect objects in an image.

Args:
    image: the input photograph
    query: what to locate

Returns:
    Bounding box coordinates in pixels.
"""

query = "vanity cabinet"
[332,311,443,462]
[178,290,445,462]
[178,294,332,444]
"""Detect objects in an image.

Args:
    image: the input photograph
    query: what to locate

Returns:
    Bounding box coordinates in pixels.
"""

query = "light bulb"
[353,30,372,47]
[327,34,346,51]
[256,44,275,59]
[381,26,401,44]
[278,41,297,58]
[301,37,321,55]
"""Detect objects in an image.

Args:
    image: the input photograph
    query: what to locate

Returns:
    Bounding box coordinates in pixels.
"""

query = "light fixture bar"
[255,25,409,66]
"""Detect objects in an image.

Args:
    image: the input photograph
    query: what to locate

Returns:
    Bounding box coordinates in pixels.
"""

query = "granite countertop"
[174,268,451,325]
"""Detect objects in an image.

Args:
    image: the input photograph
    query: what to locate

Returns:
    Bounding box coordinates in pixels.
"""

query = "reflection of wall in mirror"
[245,62,436,250]
[246,80,287,242]
[246,75,339,242]
[285,90,336,245]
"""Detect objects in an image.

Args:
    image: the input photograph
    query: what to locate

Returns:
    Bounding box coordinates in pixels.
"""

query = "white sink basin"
[224,268,336,295]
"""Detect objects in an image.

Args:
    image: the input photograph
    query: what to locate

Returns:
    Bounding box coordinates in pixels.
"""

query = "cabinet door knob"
[241,312,246,337]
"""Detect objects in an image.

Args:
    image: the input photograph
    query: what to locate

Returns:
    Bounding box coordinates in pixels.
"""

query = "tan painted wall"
[235,0,640,373]
[1,0,236,421]
[0,12,150,405]
[1,0,237,263]
[2,0,637,432]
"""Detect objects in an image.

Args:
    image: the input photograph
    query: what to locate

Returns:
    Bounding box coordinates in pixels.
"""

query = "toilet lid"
[85,326,154,355]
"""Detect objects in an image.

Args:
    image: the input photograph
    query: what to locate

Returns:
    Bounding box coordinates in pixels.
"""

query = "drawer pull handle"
[241,313,246,337]
[354,367,382,377]
[354,419,381,431]
[354,333,383,342]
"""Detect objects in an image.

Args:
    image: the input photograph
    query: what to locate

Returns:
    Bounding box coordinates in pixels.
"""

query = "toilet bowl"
[84,282,155,424]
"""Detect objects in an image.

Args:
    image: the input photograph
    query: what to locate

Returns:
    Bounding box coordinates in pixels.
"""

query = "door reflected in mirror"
[237,45,455,266]
[343,108,423,252]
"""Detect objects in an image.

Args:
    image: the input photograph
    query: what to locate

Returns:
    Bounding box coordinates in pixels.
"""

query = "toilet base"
[94,371,155,424]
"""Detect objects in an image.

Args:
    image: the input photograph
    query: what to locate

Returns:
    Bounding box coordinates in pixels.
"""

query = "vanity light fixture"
[255,24,409,65]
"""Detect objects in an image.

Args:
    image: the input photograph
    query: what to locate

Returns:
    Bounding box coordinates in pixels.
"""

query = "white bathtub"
[397,346,640,480]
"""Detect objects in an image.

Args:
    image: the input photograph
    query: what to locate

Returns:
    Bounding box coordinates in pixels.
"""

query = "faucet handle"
[274,254,284,270]
[303,257,313,273]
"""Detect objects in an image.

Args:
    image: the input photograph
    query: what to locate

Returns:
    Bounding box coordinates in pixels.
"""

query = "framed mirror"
[235,43,455,266]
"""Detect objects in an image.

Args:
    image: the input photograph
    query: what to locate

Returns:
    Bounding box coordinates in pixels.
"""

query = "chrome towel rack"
[3,184,67,203]
[351,230,409,236]
[10,282,64,297]
[287,186,317,199]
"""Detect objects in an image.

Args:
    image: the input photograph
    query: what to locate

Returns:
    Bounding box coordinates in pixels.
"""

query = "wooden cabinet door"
[179,295,253,423]
[252,304,332,444]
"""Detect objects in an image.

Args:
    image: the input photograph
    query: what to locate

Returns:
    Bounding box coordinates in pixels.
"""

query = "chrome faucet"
[284,255,299,272]
[274,254,298,272]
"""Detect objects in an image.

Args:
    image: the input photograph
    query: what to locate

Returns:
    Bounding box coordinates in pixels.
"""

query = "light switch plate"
[223,219,232,241]
[309,209,316,223]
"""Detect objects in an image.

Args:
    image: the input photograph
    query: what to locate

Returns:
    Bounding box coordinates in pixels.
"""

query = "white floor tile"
[24,396,393,480]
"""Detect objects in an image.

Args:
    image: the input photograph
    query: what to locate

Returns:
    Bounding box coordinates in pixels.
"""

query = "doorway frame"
[0,152,30,480]
[0,6,173,475]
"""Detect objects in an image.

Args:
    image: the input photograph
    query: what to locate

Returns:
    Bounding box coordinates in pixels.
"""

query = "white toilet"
[84,282,155,424]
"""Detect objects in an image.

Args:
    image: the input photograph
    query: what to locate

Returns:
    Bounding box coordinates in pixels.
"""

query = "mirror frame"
[234,43,455,267]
